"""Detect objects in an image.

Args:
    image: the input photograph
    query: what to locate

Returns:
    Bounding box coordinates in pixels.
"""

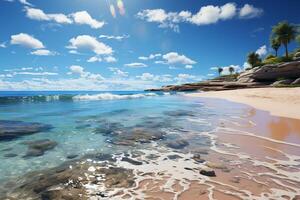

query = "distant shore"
[185,88,300,120]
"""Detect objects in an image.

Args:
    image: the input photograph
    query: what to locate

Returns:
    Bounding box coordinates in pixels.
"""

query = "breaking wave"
[72,93,159,101]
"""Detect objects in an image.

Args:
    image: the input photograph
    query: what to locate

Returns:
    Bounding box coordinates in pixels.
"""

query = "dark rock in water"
[2,156,136,200]
[200,169,216,177]
[164,110,195,117]
[1,147,13,152]
[75,124,91,129]
[23,139,57,158]
[192,154,205,163]
[94,121,124,136]
[93,153,115,162]
[184,167,193,171]
[4,153,18,158]
[167,154,182,160]
[121,157,143,165]
[110,127,165,146]
[0,120,53,141]
[166,139,189,149]
[66,154,78,159]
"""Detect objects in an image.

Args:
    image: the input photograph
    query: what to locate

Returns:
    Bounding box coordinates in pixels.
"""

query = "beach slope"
[186,88,300,119]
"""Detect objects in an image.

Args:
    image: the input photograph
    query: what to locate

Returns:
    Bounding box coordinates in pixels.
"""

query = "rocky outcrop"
[238,61,300,83]
[146,81,264,92]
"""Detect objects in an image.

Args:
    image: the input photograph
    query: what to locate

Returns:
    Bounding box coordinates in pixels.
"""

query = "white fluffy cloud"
[71,11,104,29]
[25,7,72,24]
[25,7,105,29]
[138,53,161,60]
[99,34,129,41]
[10,33,45,49]
[0,42,6,48]
[256,45,267,57]
[109,67,128,77]
[136,73,173,82]
[104,56,117,63]
[69,65,104,81]
[67,35,113,55]
[160,52,196,66]
[30,49,56,56]
[137,3,262,32]
[124,63,147,68]
[19,0,33,6]
[239,4,263,19]
[189,3,236,25]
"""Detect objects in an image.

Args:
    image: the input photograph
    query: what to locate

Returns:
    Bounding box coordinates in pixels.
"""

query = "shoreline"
[185,88,300,120]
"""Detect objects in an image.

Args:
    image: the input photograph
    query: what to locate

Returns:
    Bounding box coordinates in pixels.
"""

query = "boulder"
[200,169,216,177]
[238,61,300,83]
[271,79,294,86]
[292,78,300,85]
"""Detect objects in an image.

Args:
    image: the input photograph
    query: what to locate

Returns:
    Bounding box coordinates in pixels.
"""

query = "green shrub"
[263,57,281,65]
[265,54,275,59]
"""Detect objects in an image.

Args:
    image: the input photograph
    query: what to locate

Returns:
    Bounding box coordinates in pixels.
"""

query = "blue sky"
[0,0,299,90]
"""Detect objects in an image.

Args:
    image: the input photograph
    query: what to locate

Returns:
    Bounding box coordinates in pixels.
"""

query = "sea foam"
[72,92,158,101]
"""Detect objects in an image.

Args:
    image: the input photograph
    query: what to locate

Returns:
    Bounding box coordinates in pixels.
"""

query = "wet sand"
[185,88,300,119]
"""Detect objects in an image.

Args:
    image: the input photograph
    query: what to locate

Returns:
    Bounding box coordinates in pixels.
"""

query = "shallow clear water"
[0,91,243,183]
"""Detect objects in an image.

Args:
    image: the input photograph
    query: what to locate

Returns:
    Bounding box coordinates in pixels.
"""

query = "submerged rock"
[66,154,78,159]
[4,153,18,158]
[166,139,189,149]
[192,154,205,163]
[0,120,53,141]
[121,157,143,165]
[23,139,57,158]
[164,110,195,117]
[2,156,135,200]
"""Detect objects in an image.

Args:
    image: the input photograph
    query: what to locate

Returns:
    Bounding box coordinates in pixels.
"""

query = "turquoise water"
[0,91,243,183]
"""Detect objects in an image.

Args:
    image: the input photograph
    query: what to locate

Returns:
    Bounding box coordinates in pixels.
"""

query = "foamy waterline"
[72,92,159,101]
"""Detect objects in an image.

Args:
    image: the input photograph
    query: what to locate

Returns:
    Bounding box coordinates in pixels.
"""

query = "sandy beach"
[186,88,300,120]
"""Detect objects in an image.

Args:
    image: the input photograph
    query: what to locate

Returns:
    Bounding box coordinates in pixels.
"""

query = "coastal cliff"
[146,60,300,92]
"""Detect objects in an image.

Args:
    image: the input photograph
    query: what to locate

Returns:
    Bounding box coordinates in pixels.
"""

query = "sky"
[0,0,299,91]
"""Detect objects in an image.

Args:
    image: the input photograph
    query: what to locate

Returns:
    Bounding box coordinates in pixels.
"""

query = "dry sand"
[186,88,300,120]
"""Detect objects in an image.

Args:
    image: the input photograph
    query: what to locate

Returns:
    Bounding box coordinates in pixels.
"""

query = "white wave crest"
[72,93,158,101]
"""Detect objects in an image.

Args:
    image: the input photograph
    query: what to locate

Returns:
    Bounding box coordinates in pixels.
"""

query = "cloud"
[99,34,129,41]
[137,3,262,32]
[25,7,72,24]
[239,4,263,19]
[159,52,196,66]
[19,0,33,6]
[185,65,193,69]
[69,65,104,81]
[87,56,102,63]
[109,67,128,77]
[136,73,173,82]
[25,7,105,28]
[30,49,57,56]
[138,53,161,60]
[0,42,7,48]
[104,56,117,63]
[14,71,58,76]
[256,45,267,57]
[10,33,45,49]
[124,62,147,68]
[71,11,104,29]
[67,35,113,55]
[189,3,236,25]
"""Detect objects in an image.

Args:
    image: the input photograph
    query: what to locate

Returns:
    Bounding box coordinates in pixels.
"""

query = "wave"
[72,93,158,101]
[0,92,163,103]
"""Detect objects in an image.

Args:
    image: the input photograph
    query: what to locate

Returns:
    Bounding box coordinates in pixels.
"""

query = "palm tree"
[270,37,281,57]
[272,21,297,58]
[247,52,261,68]
[218,67,223,76]
[229,66,235,75]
